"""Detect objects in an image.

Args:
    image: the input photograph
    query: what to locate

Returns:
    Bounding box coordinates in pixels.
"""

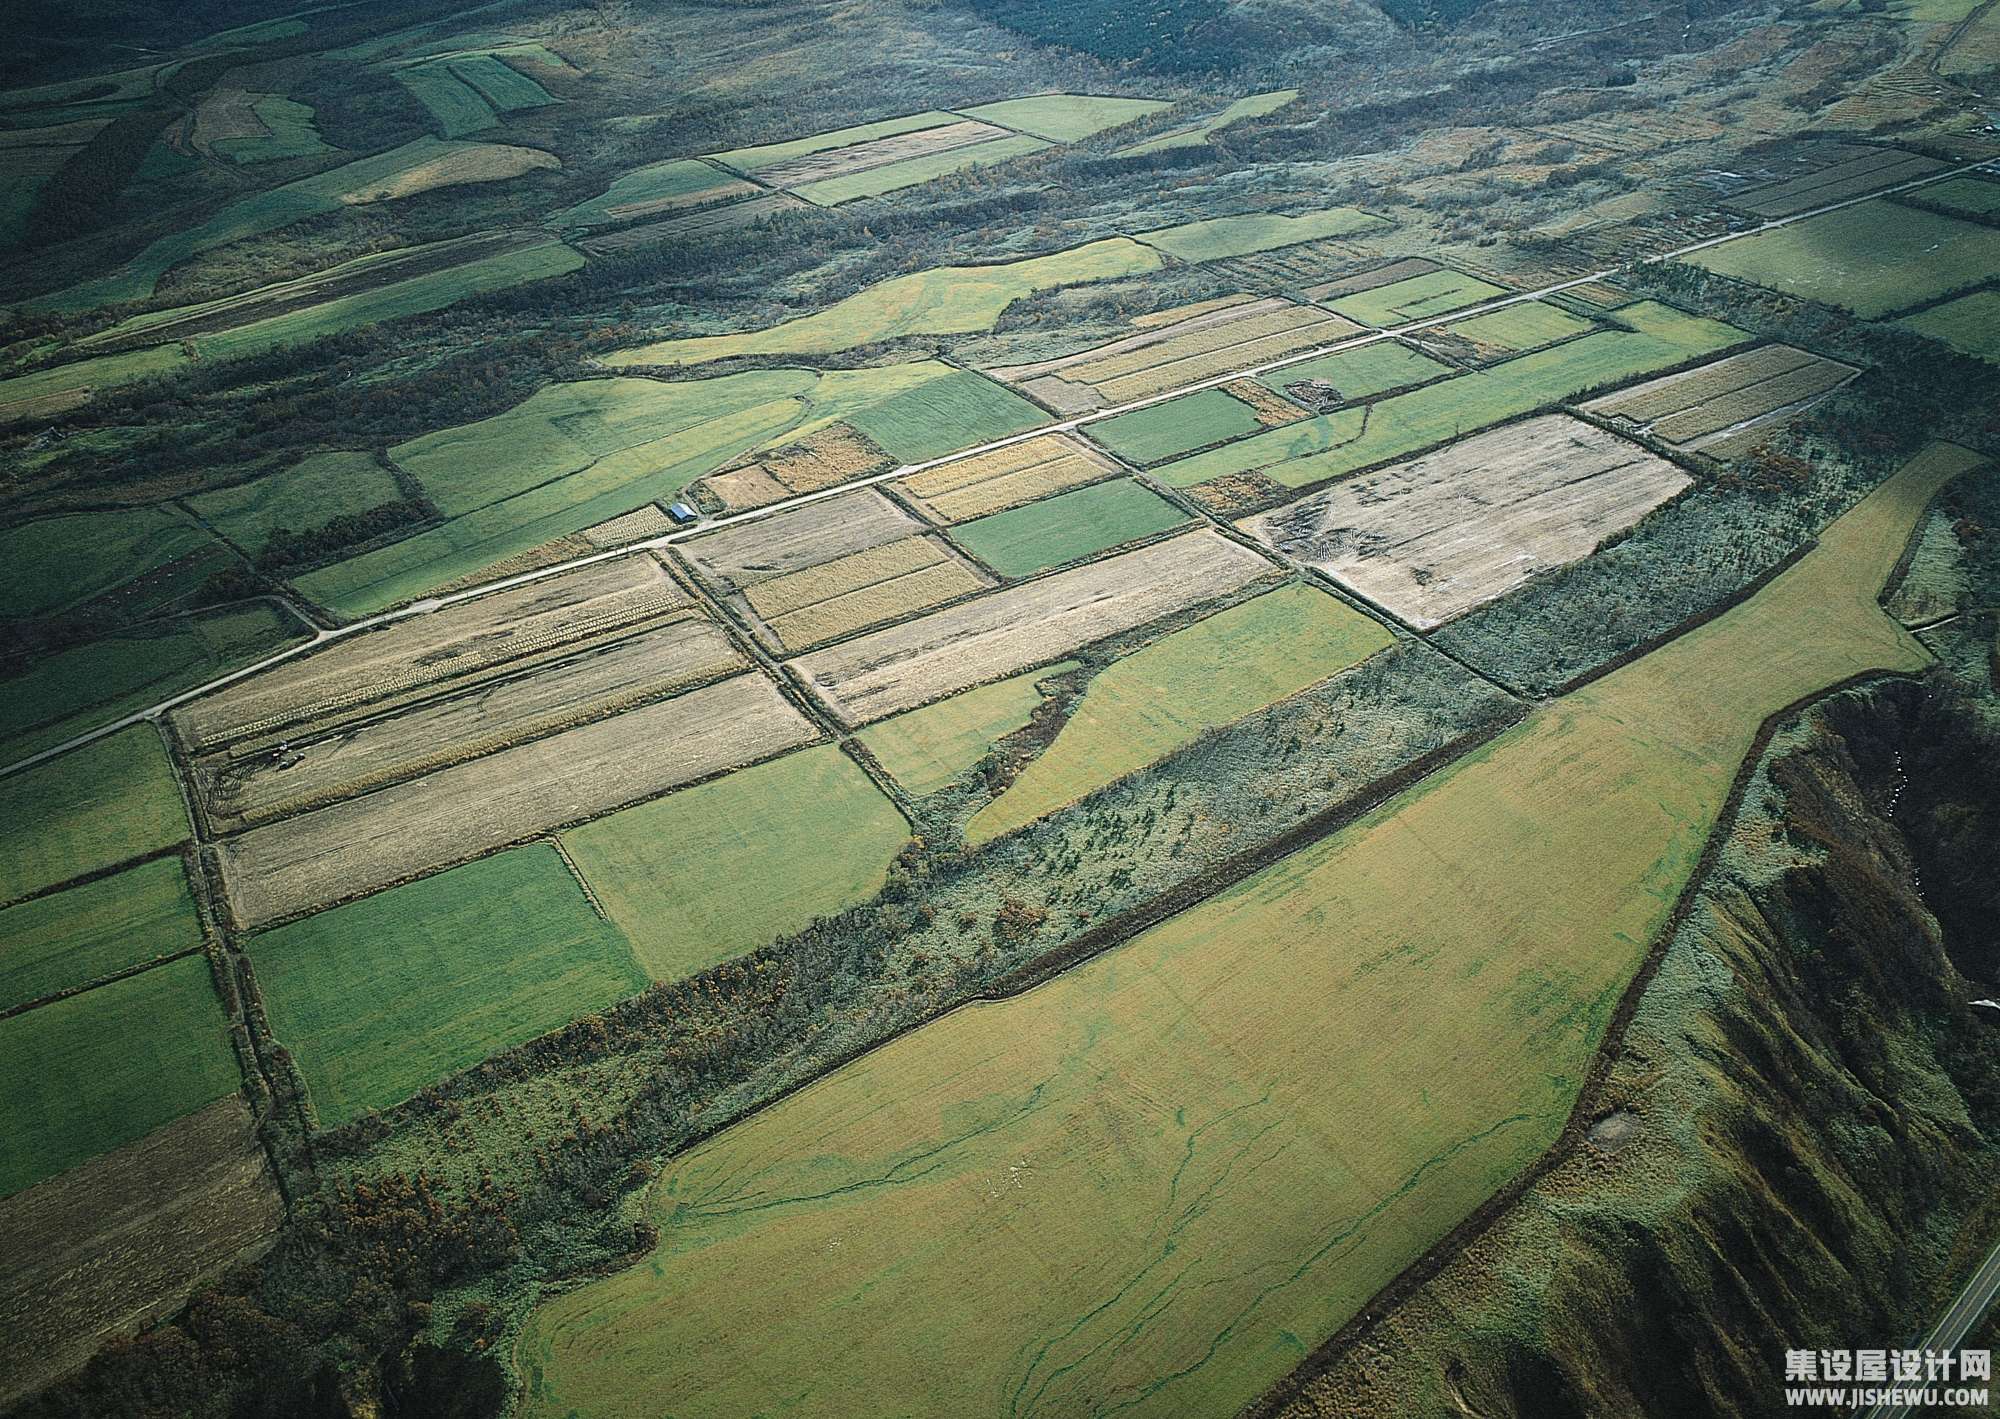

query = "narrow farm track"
[3,153,1989,784]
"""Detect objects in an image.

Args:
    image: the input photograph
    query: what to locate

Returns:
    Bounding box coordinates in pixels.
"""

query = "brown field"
[749,120,1011,188]
[789,529,1274,725]
[1220,377,1311,425]
[174,557,690,752]
[196,616,744,830]
[338,142,558,203]
[742,537,992,651]
[893,433,1117,522]
[0,1096,281,1410]
[186,88,265,155]
[1129,295,1254,328]
[581,504,674,546]
[698,463,792,512]
[755,424,892,493]
[1582,343,1858,449]
[217,671,815,928]
[1725,144,1941,218]
[1207,237,1390,293]
[578,193,810,255]
[1241,414,1691,628]
[676,488,924,593]
[1299,256,1441,302]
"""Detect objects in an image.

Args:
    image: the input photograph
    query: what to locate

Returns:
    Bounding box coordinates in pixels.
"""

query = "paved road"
[1860,1240,2000,1418]
[3,153,1991,783]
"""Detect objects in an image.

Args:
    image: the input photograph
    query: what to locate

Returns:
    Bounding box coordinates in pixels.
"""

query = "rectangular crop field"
[949,478,1189,577]
[1299,256,1440,301]
[556,159,755,229]
[1254,340,1451,404]
[1131,208,1388,263]
[1088,388,1266,465]
[1896,289,2000,362]
[0,955,241,1199]
[1438,300,1596,356]
[894,435,1116,522]
[789,530,1274,725]
[216,672,816,929]
[749,119,1010,188]
[678,488,924,591]
[1582,343,1859,447]
[967,583,1393,842]
[1909,175,2000,220]
[709,111,960,173]
[793,133,1052,206]
[857,662,1077,797]
[955,94,1168,142]
[564,745,909,983]
[1242,415,1692,627]
[1324,268,1510,326]
[738,537,991,652]
[0,856,200,1014]
[1115,89,1297,156]
[248,844,647,1126]
[1,727,189,905]
[1681,199,2000,317]
[1726,145,1942,218]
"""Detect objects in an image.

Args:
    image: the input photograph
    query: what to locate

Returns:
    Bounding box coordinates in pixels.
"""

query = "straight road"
[1860,1240,2000,1419]
[4,153,1991,782]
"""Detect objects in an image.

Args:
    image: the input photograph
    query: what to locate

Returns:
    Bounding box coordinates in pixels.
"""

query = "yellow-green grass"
[1254,339,1451,401]
[1116,89,1300,157]
[1896,289,2000,362]
[1441,299,1596,353]
[0,602,306,762]
[562,746,909,983]
[1682,199,2000,318]
[1156,301,1745,489]
[857,662,1078,796]
[1089,388,1264,465]
[966,583,1392,844]
[711,111,959,173]
[0,955,240,1199]
[213,94,333,164]
[950,478,1188,577]
[557,159,748,228]
[0,504,222,620]
[0,727,190,904]
[1132,208,1387,263]
[956,94,1169,142]
[1326,268,1510,326]
[792,133,1051,206]
[188,451,401,553]
[604,238,1163,367]
[0,856,199,1014]
[1907,175,2000,219]
[842,367,1045,462]
[248,844,647,1128]
[517,442,1979,1419]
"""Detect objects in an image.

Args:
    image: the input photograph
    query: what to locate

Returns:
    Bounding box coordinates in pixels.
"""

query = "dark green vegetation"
[0,854,199,1013]
[0,725,187,903]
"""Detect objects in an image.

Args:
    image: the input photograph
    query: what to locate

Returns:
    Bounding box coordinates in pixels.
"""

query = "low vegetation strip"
[216,672,816,929]
[949,478,1189,577]
[555,159,753,230]
[0,728,188,906]
[563,745,909,984]
[790,530,1273,725]
[517,443,1977,1419]
[248,844,648,1127]
[1132,209,1386,263]
[968,583,1393,843]
[1116,89,1299,156]
[0,955,241,1200]
[1583,344,1858,447]
[0,857,199,1014]
[955,94,1168,142]
[857,662,1077,796]
[791,132,1051,206]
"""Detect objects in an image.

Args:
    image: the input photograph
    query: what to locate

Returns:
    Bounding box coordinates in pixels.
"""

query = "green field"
[1116,89,1299,157]
[1441,299,1596,353]
[605,238,1163,367]
[956,94,1168,142]
[249,845,647,1128]
[0,727,190,904]
[564,746,908,982]
[396,54,555,137]
[0,856,200,1014]
[1896,289,2000,362]
[0,602,306,762]
[1253,340,1451,401]
[967,583,1393,843]
[1157,301,1745,488]
[949,478,1188,576]
[1683,199,2000,317]
[857,662,1078,796]
[1088,387,1264,465]
[556,159,747,228]
[1906,175,2000,220]
[710,111,958,172]
[517,442,1974,1419]
[212,95,333,164]
[793,133,1051,206]
[844,366,1046,461]
[1327,268,1510,326]
[0,955,240,1198]
[188,451,403,553]
[1132,208,1387,263]
[0,504,227,620]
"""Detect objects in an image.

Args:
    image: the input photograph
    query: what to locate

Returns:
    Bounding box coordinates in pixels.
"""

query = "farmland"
[248,845,647,1126]
[739,538,990,652]
[679,488,925,592]
[1254,340,1451,404]
[555,159,753,229]
[1582,343,1859,448]
[392,51,559,137]
[956,94,1167,141]
[1909,175,2000,220]
[894,435,1115,522]
[1115,89,1298,156]
[0,856,200,1013]
[1897,290,2000,363]
[1132,208,1387,262]
[1324,267,1510,326]
[1723,144,1942,218]
[516,443,1968,1419]
[1437,300,1595,357]
[563,745,907,982]
[0,727,188,904]
[967,584,1392,842]
[791,530,1273,725]
[792,133,1049,205]
[948,478,1188,577]
[0,504,221,620]
[1242,415,1693,628]
[1088,387,1266,464]
[857,662,1077,796]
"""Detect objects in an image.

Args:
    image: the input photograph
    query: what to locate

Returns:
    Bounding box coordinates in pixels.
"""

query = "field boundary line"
[0,943,209,1025]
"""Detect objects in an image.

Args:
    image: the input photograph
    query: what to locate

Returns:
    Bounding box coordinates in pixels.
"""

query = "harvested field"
[742,424,891,494]
[0,1096,281,1410]
[950,479,1189,577]
[1088,388,1265,465]
[792,134,1051,206]
[333,139,557,203]
[579,193,809,255]
[1299,256,1440,301]
[1219,378,1311,426]
[741,537,991,652]
[1325,268,1510,326]
[699,463,793,512]
[175,556,688,752]
[677,488,923,592]
[1241,415,1692,628]
[249,845,646,1126]
[0,857,199,1015]
[710,111,959,173]
[565,745,908,983]
[582,504,674,546]
[1,728,188,906]
[1897,289,2000,362]
[1131,208,1387,263]
[789,530,1274,725]
[556,159,754,229]
[1724,144,1942,217]
[197,617,743,830]
[217,672,816,929]
[752,119,1008,188]
[1254,340,1451,408]
[893,434,1116,522]
[857,661,1077,796]
[1583,343,1859,447]
[967,584,1392,842]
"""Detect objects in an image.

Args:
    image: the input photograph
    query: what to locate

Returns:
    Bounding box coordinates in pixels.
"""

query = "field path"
[514,446,1980,1418]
